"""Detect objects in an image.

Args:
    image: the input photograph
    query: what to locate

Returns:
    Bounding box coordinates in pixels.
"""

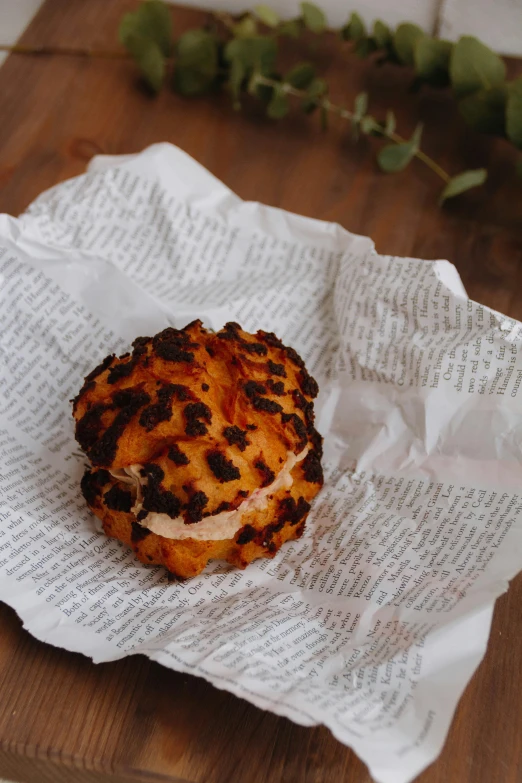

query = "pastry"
[73,321,323,578]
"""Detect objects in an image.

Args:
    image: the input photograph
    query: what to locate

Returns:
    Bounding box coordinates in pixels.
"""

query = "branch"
[256,76,452,185]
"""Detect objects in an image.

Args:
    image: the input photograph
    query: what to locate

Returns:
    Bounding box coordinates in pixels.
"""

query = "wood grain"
[1,1,522,782]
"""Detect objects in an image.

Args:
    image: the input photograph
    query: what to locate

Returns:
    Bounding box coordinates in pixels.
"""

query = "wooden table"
[1,2,522,782]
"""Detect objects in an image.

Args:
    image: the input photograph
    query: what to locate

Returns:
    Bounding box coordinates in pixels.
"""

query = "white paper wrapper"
[1,143,522,783]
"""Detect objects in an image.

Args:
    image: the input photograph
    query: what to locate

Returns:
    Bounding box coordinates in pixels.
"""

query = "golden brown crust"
[74,321,323,577]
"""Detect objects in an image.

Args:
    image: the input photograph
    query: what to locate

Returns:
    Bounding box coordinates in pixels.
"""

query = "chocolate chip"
[155,343,195,363]
[140,463,164,482]
[244,342,267,355]
[207,450,240,482]
[267,360,286,377]
[103,485,133,513]
[140,463,181,518]
[298,369,319,399]
[308,426,323,458]
[246,424,257,431]
[238,489,249,498]
[255,460,275,488]
[84,354,115,384]
[112,388,151,409]
[218,322,241,341]
[186,420,208,437]
[96,469,111,485]
[132,336,150,357]
[223,425,249,452]
[80,468,110,506]
[258,331,284,349]
[236,524,257,545]
[152,327,198,363]
[298,397,315,427]
[243,381,267,399]
[285,346,305,369]
[253,396,283,414]
[205,345,215,357]
[184,401,212,437]
[201,383,209,391]
[75,403,109,452]
[267,379,285,396]
[185,491,209,523]
[107,359,136,384]
[131,521,151,542]
[302,450,323,484]
[88,393,149,466]
[213,501,232,514]
[168,444,190,466]
[139,384,193,432]
[278,496,311,525]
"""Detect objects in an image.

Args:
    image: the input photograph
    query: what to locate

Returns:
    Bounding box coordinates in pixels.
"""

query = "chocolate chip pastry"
[73,321,323,578]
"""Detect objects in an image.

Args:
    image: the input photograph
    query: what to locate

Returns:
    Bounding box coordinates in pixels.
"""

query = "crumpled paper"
[1,143,522,783]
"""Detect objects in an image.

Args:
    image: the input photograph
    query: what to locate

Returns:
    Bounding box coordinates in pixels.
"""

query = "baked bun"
[73,321,323,578]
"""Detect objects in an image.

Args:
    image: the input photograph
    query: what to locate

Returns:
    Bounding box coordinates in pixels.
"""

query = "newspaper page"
[1,143,522,783]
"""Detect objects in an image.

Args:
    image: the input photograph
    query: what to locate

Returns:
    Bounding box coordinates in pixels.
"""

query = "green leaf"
[267,85,290,118]
[377,143,415,173]
[118,1,173,91]
[506,79,522,148]
[393,23,425,66]
[449,36,506,98]
[278,19,301,37]
[173,30,218,96]
[439,169,487,202]
[377,123,422,172]
[120,33,164,92]
[354,37,377,58]
[360,115,381,135]
[341,11,366,41]
[254,4,280,27]
[119,1,172,57]
[353,91,368,119]
[458,87,506,135]
[414,38,452,86]
[225,36,277,104]
[301,77,327,113]
[224,36,277,75]
[233,16,258,38]
[285,62,316,89]
[136,40,165,93]
[373,19,391,48]
[300,1,326,33]
[384,109,396,135]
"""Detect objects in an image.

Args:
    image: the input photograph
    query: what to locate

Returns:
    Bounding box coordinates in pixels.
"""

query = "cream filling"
[109,446,309,541]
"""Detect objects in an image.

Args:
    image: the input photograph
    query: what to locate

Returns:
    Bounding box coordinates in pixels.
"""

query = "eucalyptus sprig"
[5,0,520,203]
[115,0,494,202]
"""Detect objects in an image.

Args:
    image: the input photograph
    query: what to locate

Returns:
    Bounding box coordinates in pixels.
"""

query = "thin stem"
[257,75,452,184]
[0,43,131,58]
[409,147,451,183]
